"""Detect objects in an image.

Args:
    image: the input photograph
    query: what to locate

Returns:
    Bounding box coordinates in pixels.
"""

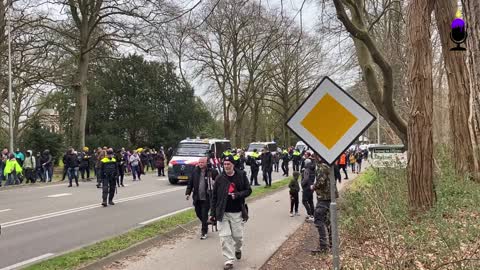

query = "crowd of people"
[185,144,369,270]
[0,146,175,188]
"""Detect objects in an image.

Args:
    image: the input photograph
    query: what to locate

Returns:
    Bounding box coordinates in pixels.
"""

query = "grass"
[338,154,480,269]
[24,176,291,270]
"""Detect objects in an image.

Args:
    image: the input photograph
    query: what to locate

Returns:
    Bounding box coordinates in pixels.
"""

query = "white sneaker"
[289,212,294,217]
[295,212,300,216]
[200,234,207,240]
[224,260,234,270]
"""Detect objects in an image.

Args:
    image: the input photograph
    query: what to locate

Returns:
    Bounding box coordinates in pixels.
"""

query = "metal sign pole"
[330,167,340,270]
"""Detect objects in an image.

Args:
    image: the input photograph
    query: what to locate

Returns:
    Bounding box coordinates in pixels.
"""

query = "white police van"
[167,138,231,184]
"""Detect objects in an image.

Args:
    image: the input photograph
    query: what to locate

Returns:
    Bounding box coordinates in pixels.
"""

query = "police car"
[167,138,231,184]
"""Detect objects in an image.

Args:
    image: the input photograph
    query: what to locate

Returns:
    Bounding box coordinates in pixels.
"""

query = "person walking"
[79,147,91,180]
[4,154,22,186]
[312,154,338,254]
[301,158,315,222]
[23,150,36,184]
[116,149,126,187]
[100,149,118,207]
[155,150,166,176]
[129,150,142,181]
[338,152,348,179]
[247,149,260,186]
[40,150,53,182]
[260,147,273,187]
[281,149,290,176]
[65,148,80,187]
[289,171,301,217]
[186,157,218,239]
[209,156,252,270]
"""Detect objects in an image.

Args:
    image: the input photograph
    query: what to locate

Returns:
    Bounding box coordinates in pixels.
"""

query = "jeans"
[5,173,19,186]
[302,190,314,216]
[68,167,79,186]
[218,212,244,263]
[132,165,141,180]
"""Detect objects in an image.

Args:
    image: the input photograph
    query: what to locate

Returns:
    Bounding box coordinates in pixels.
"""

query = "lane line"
[47,193,72,198]
[0,253,55,270]
[36,183,66,189]
[0,209,12,213]
[139,207,193,225]
[1,186,184,228]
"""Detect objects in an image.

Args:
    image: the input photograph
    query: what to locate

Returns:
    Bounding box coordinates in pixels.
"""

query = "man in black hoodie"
[260,146,273,187]
[301,158,315,222]
[65,148,80,187]
[186,157,218,239]
[210,156,252,270]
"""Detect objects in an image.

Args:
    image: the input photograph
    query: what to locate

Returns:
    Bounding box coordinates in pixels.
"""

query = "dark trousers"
[96,167,102,186]
[314,200,332,250]
[194,200,210,235]
[293,161,300,172]
[334,166,341,183]
[102,175,116,202]
[273,162,279,172]
[157,167,165,176]
[340,165,348,179]
[290,192,299,213]
[68,167,79,186]
[263,169,272,186]
[250,167,259,185]
[281,160,289,176]
[117,168,125,186]
[302,190,314,216]
[62,166,68,180]
[35,168,44,182]
[24,168,35,183]
[80,166,90,179]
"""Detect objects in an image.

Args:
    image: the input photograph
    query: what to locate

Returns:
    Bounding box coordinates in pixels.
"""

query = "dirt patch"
[261,222,332,270]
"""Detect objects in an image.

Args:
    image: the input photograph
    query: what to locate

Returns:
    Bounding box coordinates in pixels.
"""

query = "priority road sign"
[286,76,376,165]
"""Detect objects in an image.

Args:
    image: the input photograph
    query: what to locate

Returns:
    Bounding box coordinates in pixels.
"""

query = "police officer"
[221,148,233,162]
[247,149,260,186]
[100,149,118,207]
[292,148,301,172]
[312,154,338,253]
[232,149,241,170]
[281,149,290,176]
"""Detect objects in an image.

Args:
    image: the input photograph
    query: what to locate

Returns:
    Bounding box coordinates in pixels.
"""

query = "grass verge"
[339,157,480,269]
[24,177,291,270]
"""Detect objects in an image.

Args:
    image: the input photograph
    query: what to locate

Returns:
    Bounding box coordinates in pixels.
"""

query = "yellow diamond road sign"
[287,77,376,165]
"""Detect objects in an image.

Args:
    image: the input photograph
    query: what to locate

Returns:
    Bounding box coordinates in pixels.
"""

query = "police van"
[245,141,278,158]
[167,138,231,184]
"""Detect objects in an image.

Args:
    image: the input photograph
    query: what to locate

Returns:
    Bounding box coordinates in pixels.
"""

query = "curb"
[77,184,290,270]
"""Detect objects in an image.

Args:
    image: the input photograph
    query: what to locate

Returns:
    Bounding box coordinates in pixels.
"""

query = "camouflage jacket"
[313,161,338,201]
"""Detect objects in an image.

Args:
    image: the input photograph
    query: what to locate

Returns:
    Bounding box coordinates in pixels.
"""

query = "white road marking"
[1,186,185,228]
[0,253,55,270]
[36,183,66,189]
[47,193,72,198]
[139,207,193,225]
[0,209,11,213]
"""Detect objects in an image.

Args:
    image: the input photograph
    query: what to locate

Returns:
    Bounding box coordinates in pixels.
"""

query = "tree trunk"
[250,102,260,142]
[465,0,480,181]
[72,50,90,149]
[406,0,436,213]
[434,0,475,178]
[223,98,230,139]
[234,116,242,148]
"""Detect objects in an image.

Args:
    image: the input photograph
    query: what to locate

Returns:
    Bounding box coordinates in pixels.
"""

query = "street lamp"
[7,1,14,153]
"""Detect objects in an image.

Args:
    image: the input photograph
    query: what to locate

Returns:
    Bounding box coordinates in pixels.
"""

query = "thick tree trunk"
[234,116,242,148]
[434,0,475,178]
[250,102,260,142]
[223,99,230,140]
[465,0,480,181]
[72,51,90,149]
[406,0,436,213]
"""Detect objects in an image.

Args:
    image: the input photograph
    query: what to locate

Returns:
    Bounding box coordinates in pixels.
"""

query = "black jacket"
[211,169,252,222]
[261,152,273,171]
[185,166,218,204]
[65,153,79,168]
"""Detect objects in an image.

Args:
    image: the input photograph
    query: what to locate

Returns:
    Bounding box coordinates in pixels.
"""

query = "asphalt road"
[0,168,288,269]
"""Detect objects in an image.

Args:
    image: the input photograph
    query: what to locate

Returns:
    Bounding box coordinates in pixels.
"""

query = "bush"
[21,119,64,165]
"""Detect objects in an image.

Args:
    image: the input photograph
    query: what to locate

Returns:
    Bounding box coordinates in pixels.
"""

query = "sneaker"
[290,212,294,217]
[101,202,107,207]
[108,201,115,205]
[200,234,207,240]
[311,247,328,255]
[235,250,242,260]
[224,261,234,270]
[295,212,300,216]
[68,185,72,187]
[121,184,125,187]
[306,216,315,222]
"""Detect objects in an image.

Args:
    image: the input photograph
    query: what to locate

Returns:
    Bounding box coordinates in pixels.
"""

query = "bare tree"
[434,0,475,178]
[406,0,436,213]
[464,0,480,181]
